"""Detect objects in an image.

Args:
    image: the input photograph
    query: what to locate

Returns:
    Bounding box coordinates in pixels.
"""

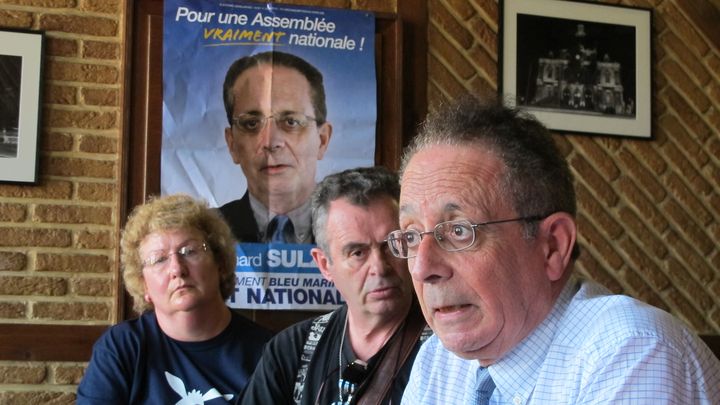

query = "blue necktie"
[269,215,290,243]
[476,367,495,405]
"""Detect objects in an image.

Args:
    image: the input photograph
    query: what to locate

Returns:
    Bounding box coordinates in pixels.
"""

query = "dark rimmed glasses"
[385,215,547,259]
[231,112,319,135]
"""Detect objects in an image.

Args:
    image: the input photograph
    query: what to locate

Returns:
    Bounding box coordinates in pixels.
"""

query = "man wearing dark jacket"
[240,167,429,405]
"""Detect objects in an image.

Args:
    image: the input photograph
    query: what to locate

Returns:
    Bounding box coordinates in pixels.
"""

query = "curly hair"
[121,194,237,313]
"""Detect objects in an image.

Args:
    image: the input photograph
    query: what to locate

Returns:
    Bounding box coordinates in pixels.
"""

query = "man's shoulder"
[557,279,709,358]
[217,193,260,241]
[218,193,252,216]
[568,280,674,331]
[269,309,342,347]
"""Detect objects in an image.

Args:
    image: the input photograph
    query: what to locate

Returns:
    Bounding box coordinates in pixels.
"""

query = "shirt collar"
[489,276,579,404]
[249,193,313,243]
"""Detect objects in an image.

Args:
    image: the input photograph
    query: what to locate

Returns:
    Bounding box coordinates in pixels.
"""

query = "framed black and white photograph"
[0,28,44,183]
[499,0,652,138]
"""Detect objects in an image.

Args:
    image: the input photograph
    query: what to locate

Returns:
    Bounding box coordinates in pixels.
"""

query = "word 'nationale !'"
[176,7,362,50]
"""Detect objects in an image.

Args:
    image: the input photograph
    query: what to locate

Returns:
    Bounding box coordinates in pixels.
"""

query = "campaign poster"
[163,0,376,310]
[227,243,344,310]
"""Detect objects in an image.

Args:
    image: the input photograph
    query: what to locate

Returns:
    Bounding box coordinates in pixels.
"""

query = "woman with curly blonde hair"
[78,194,272,404]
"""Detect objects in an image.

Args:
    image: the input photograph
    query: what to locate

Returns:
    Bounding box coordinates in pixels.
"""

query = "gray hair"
[311,166,400,256]
[402,95,579,259]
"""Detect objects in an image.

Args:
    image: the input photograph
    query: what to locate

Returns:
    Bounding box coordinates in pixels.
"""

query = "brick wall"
[428,0,719,333]
[0,362,82,404]
[0,1,122,324]
[0,0,123,402]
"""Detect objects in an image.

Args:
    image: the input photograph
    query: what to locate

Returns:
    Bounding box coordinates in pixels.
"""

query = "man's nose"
[259,119,285,152]
[368,246,392,276]
[409,234,448,283]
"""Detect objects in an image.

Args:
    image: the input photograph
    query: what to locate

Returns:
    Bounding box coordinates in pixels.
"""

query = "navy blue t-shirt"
[77,310,272,404]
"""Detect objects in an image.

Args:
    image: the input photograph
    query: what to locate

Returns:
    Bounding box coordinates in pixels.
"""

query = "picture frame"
[499,0,652,139]
[0,28,44,183]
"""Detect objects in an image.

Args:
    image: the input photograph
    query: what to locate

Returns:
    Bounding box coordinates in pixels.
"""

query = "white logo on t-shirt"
[165,371,234,404]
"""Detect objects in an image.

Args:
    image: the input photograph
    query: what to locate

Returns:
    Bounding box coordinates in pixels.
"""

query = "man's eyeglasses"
[231,112,319,135]
[141,242,209,270]
[385,216,547,259]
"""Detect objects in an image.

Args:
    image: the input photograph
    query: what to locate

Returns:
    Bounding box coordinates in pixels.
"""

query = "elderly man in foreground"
[390,96,720,404]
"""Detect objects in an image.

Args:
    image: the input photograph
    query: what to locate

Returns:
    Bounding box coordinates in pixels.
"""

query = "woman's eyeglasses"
[141,242,208,271]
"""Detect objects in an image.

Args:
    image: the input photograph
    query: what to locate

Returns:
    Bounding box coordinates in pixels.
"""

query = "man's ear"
[540,212,577,281]
[224,127,242,164]
[311,247,333,282]
[316,122,332,160]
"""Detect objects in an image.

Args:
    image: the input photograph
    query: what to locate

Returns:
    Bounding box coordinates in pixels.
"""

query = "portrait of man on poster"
[219,51,332,245]
[161,0,377,313]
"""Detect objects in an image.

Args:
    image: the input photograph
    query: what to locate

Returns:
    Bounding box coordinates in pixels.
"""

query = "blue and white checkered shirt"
[401,278,720,404]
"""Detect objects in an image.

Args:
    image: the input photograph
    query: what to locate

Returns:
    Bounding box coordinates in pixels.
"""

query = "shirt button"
[513,395,522,405]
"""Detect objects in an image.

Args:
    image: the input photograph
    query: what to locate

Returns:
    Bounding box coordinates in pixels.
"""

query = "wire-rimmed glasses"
[231,112,319,135]
[385,216,547,259]
[141,242,209,271]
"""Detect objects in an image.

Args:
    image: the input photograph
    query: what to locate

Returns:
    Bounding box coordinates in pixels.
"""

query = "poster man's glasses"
[231,113,319,135]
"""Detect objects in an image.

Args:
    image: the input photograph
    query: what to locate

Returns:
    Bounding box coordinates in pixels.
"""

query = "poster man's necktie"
[475,367,495,405]
[269,215,291,243]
